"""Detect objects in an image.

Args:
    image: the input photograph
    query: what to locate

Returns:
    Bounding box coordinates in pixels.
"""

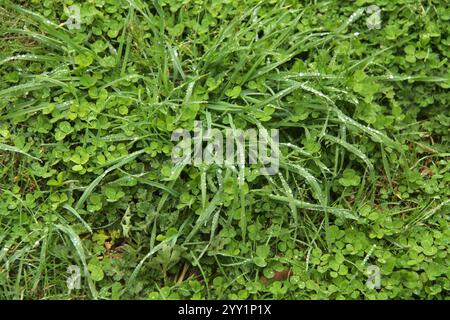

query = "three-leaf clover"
[254,245,270,267]
[104,186,125,202]
[225,86,242,98]
[339,169,361,187]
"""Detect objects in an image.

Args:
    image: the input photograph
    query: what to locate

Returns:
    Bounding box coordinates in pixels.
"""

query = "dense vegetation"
[0,0,448,299]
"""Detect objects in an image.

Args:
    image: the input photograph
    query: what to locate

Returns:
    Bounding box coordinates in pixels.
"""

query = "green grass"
[0,0,449,300]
